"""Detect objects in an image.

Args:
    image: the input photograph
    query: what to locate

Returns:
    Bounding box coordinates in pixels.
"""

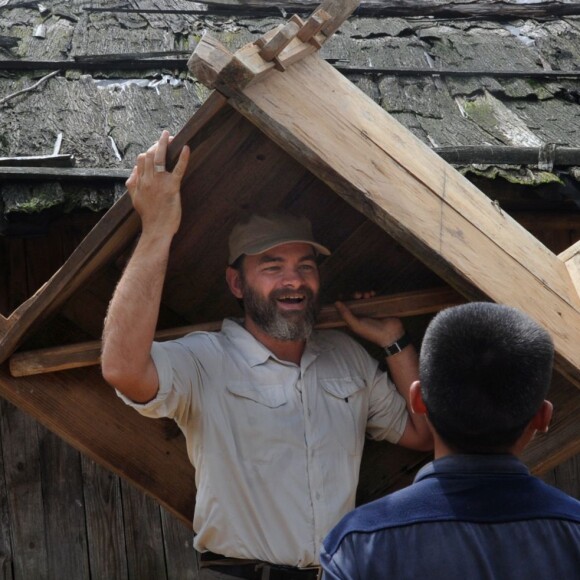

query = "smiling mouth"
[277,294,306,304]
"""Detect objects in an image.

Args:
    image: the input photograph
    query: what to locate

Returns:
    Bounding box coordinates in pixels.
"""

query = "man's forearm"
[387,346,433,450]
[101,232,173,402]
[101,131,189,402]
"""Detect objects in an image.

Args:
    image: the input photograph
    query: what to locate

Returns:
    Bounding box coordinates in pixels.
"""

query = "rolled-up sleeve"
[115,338,203,423]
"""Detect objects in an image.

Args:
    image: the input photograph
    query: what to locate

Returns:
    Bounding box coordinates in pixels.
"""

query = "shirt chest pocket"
[226,382,287,409]
[320,377,367,456]
[225,382,295,463]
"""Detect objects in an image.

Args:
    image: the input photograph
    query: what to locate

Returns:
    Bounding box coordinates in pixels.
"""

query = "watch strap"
[383,333,411,357]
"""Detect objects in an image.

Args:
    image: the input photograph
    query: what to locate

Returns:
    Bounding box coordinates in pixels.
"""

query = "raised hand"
[126,130,190,237]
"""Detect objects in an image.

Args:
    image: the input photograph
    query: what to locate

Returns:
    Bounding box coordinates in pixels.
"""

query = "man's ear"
[226,267,244,299]
[531,400,553,434]
[410,381,427,415]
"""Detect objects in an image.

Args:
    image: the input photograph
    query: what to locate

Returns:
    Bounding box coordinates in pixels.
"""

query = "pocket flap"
[226,382,287,408]
[321,377,365,399]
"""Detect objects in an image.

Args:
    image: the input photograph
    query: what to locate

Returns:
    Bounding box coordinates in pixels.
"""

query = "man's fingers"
[144,148,154,176]
[125,165,137,187]
[335,301,359,329]
[153,130,169,168]
[172,145,190,179]
[127,154,146,189]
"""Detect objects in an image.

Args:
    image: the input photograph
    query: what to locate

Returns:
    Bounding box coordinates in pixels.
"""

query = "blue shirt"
[321,455,580,579]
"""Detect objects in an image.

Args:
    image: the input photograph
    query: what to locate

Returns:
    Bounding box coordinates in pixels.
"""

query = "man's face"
[238,243,321,341]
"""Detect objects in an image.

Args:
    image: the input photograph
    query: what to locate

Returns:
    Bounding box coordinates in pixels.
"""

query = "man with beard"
[102,131,432,579]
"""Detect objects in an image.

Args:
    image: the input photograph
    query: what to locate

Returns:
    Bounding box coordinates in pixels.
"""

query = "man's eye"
[300,264,316,271]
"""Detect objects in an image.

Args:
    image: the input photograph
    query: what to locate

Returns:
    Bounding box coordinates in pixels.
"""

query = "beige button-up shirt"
[118,319,408,567]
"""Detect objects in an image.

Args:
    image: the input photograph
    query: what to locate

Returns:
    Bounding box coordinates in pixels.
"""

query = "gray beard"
[242,283,319,342]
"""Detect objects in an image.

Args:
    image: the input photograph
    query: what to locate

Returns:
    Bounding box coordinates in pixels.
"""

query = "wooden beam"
[435,145,580,166]
[192,49,580,388]
[0,154,74,168]
[8,287,464,377]
[0,167,129,180]
[199,1,580,20]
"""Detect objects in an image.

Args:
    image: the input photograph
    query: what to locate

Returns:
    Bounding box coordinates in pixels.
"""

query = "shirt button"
[315,492,321,500]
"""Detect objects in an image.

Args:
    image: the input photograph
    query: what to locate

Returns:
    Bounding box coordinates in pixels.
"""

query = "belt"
[199,551,322,580]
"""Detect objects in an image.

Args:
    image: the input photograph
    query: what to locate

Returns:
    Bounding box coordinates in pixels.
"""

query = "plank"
[121,480,169,580]
[202,0,580,19]
[0,167,129,180]
[202,50,580,387]
[435,145,580,166]
[38,426,90,579]
[0,400,48,579]
[160,508,197,579]
[0,154,74,167]
[81,456,128,580]
[0,400,15,580]
[8,287,464,376]
[0,364,196,527]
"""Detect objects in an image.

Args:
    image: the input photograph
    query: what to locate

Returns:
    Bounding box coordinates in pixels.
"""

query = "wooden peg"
[297,9,332,48]
[257,20,302,63]
[189,0,360,92]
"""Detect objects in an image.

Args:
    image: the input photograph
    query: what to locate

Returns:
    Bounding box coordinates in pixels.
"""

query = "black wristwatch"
[383,333,411,357]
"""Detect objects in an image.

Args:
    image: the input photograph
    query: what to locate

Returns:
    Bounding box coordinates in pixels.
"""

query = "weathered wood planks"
[0,364,196,527]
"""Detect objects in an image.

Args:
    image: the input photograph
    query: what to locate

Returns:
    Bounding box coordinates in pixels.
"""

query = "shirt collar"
[414,454,530,483]
[221,317,333,368]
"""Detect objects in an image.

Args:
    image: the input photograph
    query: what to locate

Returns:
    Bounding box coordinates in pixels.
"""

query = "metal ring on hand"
[154,164,166,173]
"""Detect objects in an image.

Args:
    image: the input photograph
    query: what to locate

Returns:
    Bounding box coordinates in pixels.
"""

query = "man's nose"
[281,268,304,287]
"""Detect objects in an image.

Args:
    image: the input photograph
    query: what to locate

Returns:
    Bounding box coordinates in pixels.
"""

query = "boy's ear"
[531,400,553,434]
[410,381,427,415]
[226,266,244,299]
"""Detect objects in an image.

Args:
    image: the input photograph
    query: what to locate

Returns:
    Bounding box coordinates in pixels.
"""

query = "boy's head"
[419,302,554,453]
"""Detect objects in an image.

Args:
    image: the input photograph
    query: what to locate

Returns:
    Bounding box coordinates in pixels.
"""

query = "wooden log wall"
[0,214,196,580]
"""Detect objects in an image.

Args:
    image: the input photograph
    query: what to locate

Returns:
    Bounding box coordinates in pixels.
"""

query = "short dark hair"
[419,302,554,453]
